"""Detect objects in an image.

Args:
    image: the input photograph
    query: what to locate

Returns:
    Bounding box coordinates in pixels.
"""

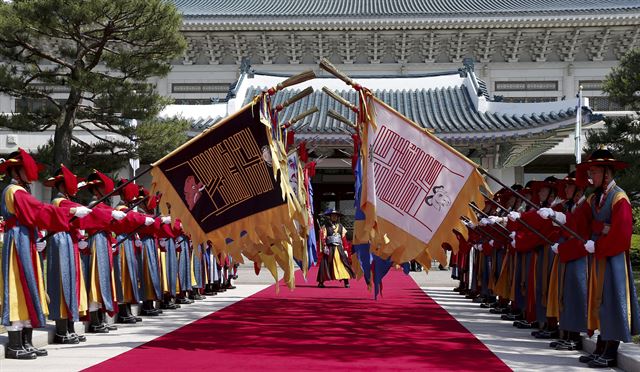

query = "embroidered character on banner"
[184,175,205,210]
[425,185,451,211]
[261,145,273,166]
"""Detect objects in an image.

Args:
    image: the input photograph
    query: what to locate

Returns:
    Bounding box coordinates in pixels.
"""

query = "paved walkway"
[0,284,268,371]
[411,270,620,372]
[1,266,636,371]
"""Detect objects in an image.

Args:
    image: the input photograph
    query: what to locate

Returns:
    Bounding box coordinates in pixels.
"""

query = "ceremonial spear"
[468,203,511,240]
[265,70,317,96]
[460,216,494,242]
[38,171,154,243]
[478,169,585,243]
[479,190,553,245]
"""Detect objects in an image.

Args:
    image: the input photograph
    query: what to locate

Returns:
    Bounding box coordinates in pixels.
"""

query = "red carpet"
[86,268,509,371]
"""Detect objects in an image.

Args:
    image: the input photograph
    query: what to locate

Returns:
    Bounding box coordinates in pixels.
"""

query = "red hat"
[494,187,514,204]
[135,186,160,211]
[0,148,45,182]
[577,148,628,171]
[43,164,81,196]
[117,179,140,203]
[529,176,559,196]
[79,170,114,194]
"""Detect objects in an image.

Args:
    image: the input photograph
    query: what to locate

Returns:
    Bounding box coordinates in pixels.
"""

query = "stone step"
[0,304,142,359]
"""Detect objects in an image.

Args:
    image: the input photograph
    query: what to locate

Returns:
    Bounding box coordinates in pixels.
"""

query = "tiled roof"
[173,0,640,18]
[189,115,222,130]
[243,85,579,141]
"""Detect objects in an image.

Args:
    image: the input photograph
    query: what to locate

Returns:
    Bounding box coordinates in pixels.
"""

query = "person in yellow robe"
[316,209,355,288]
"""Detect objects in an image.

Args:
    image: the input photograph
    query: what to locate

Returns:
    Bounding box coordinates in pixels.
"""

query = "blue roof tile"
[242,84,581,138]
[172,0,640,18]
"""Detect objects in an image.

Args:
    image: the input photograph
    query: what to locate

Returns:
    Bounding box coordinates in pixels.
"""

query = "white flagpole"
[575,86,583,164]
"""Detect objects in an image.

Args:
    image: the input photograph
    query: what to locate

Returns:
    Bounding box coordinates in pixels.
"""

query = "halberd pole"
[478,167,586,243]
[468,203,511,240]
[480,191,553,245]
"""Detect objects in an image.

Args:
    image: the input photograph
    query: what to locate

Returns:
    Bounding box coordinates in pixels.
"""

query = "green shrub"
[632,235,640,269]
[633,207,640,235]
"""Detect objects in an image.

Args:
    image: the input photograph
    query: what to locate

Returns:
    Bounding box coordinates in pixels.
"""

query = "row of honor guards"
[0,149,238,360]
[449,149,639,369]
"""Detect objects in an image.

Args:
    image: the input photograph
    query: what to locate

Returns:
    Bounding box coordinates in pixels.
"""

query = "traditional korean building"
[1,0,639,207]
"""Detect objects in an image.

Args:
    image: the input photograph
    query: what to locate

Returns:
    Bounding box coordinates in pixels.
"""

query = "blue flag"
[306,174,318,268]
[353,150,373,286]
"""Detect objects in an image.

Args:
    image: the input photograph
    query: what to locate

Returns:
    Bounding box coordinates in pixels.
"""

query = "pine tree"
[0,0,186,169]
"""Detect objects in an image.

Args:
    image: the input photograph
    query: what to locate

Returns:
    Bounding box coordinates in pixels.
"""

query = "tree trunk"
[53,88,82,168]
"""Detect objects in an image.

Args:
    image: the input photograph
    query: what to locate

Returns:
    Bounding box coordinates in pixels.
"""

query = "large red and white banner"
[361,96,485,264]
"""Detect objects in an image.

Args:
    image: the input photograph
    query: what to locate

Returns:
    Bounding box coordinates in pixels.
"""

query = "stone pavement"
[411,269,638,372]
[0,277,269,371]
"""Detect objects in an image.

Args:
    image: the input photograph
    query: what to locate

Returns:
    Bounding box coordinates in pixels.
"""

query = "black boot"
[141,300,159,316]
[54,319,79,344]
[203,284,215,295]
[117,303,136,324]
[161,294,180,309]
[579,335,605,363]
[88,311,108,333]
[190,290,205,300]
[176,292,193,304]
[22,328,48,356]
[214,281,225,293]
[128,303,142,322]
[5,330,36,360]
[67,319,86,342]
[225,279,236,290]
[343,279,350,288]
[100,311,117,331]
[588,341,619,368]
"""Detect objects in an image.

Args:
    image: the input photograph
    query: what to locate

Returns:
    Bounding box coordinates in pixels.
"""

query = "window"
[500,97,558,103]
[30,84,71,93]
[579,80,603,91]
[172,98,216,105]
[495,81,558,91]
[14,98,64,113]
[171,83,230,94]
[588,97,622,111]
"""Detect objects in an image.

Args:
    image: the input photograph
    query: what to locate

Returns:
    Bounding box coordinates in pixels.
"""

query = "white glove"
[77,240,89,250]
[159,238,167,247]
[511,238,516,248]
[509,231,516,240]
[551,243,559,254]
[584,240,595,254]
[508,211,521,221]
[476,244,483,252]
[463,220,475,228]
[135,239,143,247]
[74,206,92,218]
[161,216,171,225]
[144,217,154,226]
[489,216,503,224]
[479,218,490,226]
[553,212,567,225]
[489,240,495,247]
[36,241,46,252]
[537,208,555,220]
[111,210,126,221]
[112,246,116,253]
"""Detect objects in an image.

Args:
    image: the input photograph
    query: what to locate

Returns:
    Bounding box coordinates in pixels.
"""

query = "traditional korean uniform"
[316,209,355,288]
[0,149,82,359]
[45,165,112,343]
[563,150,640,368]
